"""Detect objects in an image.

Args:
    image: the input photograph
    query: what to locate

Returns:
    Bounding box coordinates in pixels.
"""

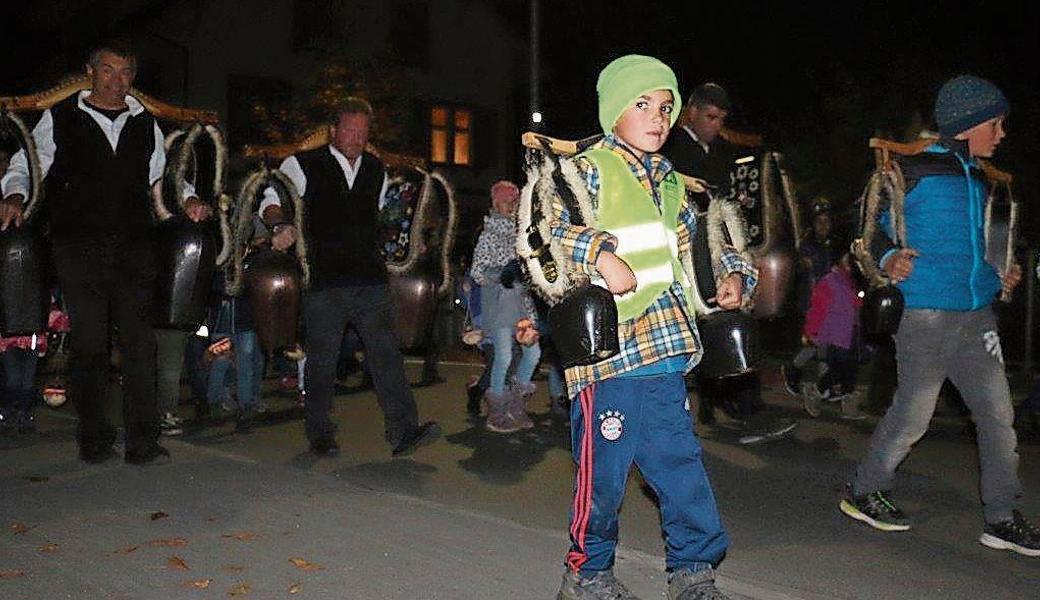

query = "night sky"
[534,2,1039,234]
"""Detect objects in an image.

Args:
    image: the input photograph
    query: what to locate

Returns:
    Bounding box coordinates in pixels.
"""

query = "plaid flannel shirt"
[550,135,758,398]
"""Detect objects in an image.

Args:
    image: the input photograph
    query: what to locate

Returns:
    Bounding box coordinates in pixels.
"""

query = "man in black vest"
[260,98,440,458]
[0,42,211,465]
[661,83,797,445]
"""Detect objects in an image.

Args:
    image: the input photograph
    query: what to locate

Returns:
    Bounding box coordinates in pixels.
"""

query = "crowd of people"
[2,42,1039,600]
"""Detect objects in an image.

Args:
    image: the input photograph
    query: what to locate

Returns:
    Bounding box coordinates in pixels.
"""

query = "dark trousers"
[2,348,38,414]
[303,284,418,445]
[54,238,158,453]
[816,344,858,395]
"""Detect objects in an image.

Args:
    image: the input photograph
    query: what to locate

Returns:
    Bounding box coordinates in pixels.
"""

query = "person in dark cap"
[841,75,1040,557]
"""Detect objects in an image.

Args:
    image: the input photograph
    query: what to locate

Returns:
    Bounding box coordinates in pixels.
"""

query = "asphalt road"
[2,360,1038,598]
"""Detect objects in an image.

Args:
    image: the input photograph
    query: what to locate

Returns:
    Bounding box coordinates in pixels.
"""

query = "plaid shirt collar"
[597,134,675,196]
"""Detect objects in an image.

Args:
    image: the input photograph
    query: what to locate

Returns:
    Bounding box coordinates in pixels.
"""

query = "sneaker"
[124,443,171,466]
[780,365,800,397]
[801,382,825,418]
[160,412,183,436]
[557,568,640,600]
[738,417,798,445]
[839,485,911,531]
[668,568,730,600]
[391,422,441,457]
[979,510,1040,557]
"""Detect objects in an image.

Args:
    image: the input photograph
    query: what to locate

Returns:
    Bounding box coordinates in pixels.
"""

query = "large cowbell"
[862,285,904,338]
[154,217,216,330]
[389,273,438,350]
[0,225,47,336]
[695,311,761,379]
[244,249,301,351]
[550,285,620,369]
[687,198,761,379]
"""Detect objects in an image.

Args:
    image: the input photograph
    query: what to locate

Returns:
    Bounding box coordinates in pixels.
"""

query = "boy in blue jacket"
[842,75,1039,556]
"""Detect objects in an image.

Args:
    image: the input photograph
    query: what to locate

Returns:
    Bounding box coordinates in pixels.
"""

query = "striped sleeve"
[719,246,758,296]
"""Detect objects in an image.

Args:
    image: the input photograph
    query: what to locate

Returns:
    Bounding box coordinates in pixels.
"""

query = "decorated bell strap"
[0,110,43,221]
[160,122,232,265]
[385,166,435,278]
[430,170,459,297]
[516,147,593,305]
[229,166,308,295]
[852,165,907,289]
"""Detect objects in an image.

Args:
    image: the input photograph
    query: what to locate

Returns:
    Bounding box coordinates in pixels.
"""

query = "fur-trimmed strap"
[1,111,43,222]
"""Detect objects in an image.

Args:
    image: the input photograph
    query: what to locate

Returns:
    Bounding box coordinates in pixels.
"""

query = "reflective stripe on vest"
[581,148,688,322]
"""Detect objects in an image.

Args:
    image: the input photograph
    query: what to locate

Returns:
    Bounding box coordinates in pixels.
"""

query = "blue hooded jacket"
[879,143,1001,311]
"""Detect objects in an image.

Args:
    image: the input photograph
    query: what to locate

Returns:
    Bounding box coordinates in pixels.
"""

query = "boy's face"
[955,115,1006,158]
[613,89,674,155]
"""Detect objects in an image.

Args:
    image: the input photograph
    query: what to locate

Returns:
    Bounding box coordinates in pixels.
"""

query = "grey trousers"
[853,307,1022,522]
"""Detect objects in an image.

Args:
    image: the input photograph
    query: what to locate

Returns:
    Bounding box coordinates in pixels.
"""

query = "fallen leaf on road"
[24,476,49,483]
[149,511,169,521]
[0,570,26,579]
[113,545,139,555]
[10,522,36,535]
[222,565,246,573]
[221,531,258,541]
[288,582,302,594]
[227,582,252,596]
[167,556,190,571]
[184,578,212,589]
[288,557,323,571]
[146,537,188,547]
[38,543,60,554]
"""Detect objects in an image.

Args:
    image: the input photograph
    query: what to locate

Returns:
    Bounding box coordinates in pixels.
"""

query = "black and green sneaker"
[979,510,1040,557]
[839,485,911,532]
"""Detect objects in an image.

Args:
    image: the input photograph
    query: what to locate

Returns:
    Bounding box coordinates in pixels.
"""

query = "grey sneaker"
[557,569,640,600]
[668,568,730,600]
[160,412,183,436]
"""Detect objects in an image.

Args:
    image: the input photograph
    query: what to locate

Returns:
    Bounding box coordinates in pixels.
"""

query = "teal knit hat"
[597,55,681,136]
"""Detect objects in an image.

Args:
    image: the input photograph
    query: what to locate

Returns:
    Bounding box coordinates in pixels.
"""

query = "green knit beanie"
[596,55,681,136]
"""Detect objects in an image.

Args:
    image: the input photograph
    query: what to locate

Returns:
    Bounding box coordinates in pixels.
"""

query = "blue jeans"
[489,326,540,395]
[206,330,263,410]
[565,372,728,575]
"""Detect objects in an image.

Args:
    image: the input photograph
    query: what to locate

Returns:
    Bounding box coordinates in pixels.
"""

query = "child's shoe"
[557,568,640,599]
[668,567,730,600]
[508,382,536,429]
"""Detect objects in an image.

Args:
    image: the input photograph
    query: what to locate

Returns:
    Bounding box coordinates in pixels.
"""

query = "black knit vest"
[296,148,387,288]
[44,94,156,242]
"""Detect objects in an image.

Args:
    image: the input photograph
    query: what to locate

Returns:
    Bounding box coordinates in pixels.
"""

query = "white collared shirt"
[681,125,711,154]
[1,90,194,201]
[258,144,389,217]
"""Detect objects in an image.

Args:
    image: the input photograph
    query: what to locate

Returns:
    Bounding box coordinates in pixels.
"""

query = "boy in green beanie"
[549,55,757,600]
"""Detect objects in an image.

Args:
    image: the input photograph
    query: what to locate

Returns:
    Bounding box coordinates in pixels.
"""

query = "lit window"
[430,105,472,166]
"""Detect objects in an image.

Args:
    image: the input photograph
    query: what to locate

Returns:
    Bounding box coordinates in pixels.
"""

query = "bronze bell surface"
[751,247,796,319]
[862,285,904,338]
[549,285,620,368]
[154,217,217,331]
[389,273,438,350]
[695,310,761,379]
[243,249,301,352]
[0,224,47,336]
